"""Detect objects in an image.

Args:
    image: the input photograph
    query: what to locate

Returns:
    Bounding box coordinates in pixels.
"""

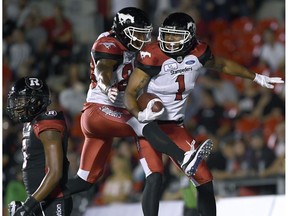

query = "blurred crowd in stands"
[3,0,285,215]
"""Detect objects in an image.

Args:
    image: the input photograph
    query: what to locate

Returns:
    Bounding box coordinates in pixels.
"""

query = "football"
[137,92,164,112]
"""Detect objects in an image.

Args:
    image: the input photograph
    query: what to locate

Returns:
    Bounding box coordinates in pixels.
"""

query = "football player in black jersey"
[7,77,73,216]
[124,12,284,216]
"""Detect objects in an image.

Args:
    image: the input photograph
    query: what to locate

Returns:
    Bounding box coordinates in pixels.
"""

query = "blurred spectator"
[8,28,34,78]
[114,138,144,199]
[4,0,28,22]
[209,138,236,180]
[256,0,285,21]
[184,79,204,125]
[41,3,73,75]
[236,78,284,119]
[3,3,17,52]
[114,138,139,170]
[206,137,227,173]
[261,122,285,177]
[101,154,133,204]
[59,63,87,118]
[238,130,277,195]
[187,88,232,138]
[233,138,252,176]
[22,11,47,55]
[2,55,13,101]
[162,163,199,216]
[267,121,285,157]
[21,4,48,79]
[256,87,284,117]
[237,79,259,113]
[248,130,276,177]
[255,28,285,72]
[200,71,239,107]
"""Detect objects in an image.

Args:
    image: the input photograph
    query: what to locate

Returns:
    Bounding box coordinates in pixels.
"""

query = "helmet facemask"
[7,93,50,123]
[158,27,193,54]
[123,26,152,51]
[7,94,30,122]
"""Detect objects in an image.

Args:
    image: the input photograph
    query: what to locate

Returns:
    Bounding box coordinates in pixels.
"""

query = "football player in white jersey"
[124,12,284,216]
[64,8,208,202]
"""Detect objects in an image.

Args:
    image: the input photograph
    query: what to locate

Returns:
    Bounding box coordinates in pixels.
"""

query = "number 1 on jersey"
[175,75,185,100]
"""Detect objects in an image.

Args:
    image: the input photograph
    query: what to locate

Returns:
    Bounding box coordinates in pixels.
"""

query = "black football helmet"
[7,77,51,123]
[112,7,153,51]
[158,12,197,55]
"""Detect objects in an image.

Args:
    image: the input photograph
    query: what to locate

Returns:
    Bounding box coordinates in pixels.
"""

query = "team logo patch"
[45,111,57,116]
[185,60,195,65]
[118,13,135,24]
[140,51,151,59]
[164,62,178,71]
[25,77,42,89]
[187,21,196,32]
[100,42,116,49]
[99,106,122,118]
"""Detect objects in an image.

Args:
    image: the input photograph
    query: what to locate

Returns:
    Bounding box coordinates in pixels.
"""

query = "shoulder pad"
[92,36,126,55]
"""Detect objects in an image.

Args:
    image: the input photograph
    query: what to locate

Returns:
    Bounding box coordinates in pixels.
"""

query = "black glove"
[13,196,39,216]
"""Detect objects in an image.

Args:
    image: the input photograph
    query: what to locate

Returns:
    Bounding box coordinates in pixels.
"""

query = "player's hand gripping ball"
[137,92,164,112]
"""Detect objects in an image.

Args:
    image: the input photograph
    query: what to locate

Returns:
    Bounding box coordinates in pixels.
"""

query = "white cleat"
[181,139,213,176]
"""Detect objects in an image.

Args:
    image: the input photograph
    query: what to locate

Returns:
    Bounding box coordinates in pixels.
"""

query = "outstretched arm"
[204,56,284,88]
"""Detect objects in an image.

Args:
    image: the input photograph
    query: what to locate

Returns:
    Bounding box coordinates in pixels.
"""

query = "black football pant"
[34,197,73,216]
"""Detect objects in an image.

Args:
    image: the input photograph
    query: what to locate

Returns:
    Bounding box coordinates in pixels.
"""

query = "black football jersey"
[21,110,70,198]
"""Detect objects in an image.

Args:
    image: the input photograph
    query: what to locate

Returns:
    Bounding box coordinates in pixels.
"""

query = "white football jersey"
[136,41,213,121]
[86,31,135,108]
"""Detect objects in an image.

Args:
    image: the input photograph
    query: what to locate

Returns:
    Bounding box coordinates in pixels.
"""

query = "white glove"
[138,98,165,123]
[8,201,23,216]
[106,86,118,103]
[253,73,284,89]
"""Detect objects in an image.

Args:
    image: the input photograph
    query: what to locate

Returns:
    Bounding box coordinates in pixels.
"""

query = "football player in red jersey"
[64,7,208,201]
[124,12,284,216]
[7,77,73,216]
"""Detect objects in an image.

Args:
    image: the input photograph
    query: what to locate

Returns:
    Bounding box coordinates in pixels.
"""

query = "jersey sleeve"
[192,42,214,65]
[135,43,163,77]
[91,36,124,64]
[33,111,67,138]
